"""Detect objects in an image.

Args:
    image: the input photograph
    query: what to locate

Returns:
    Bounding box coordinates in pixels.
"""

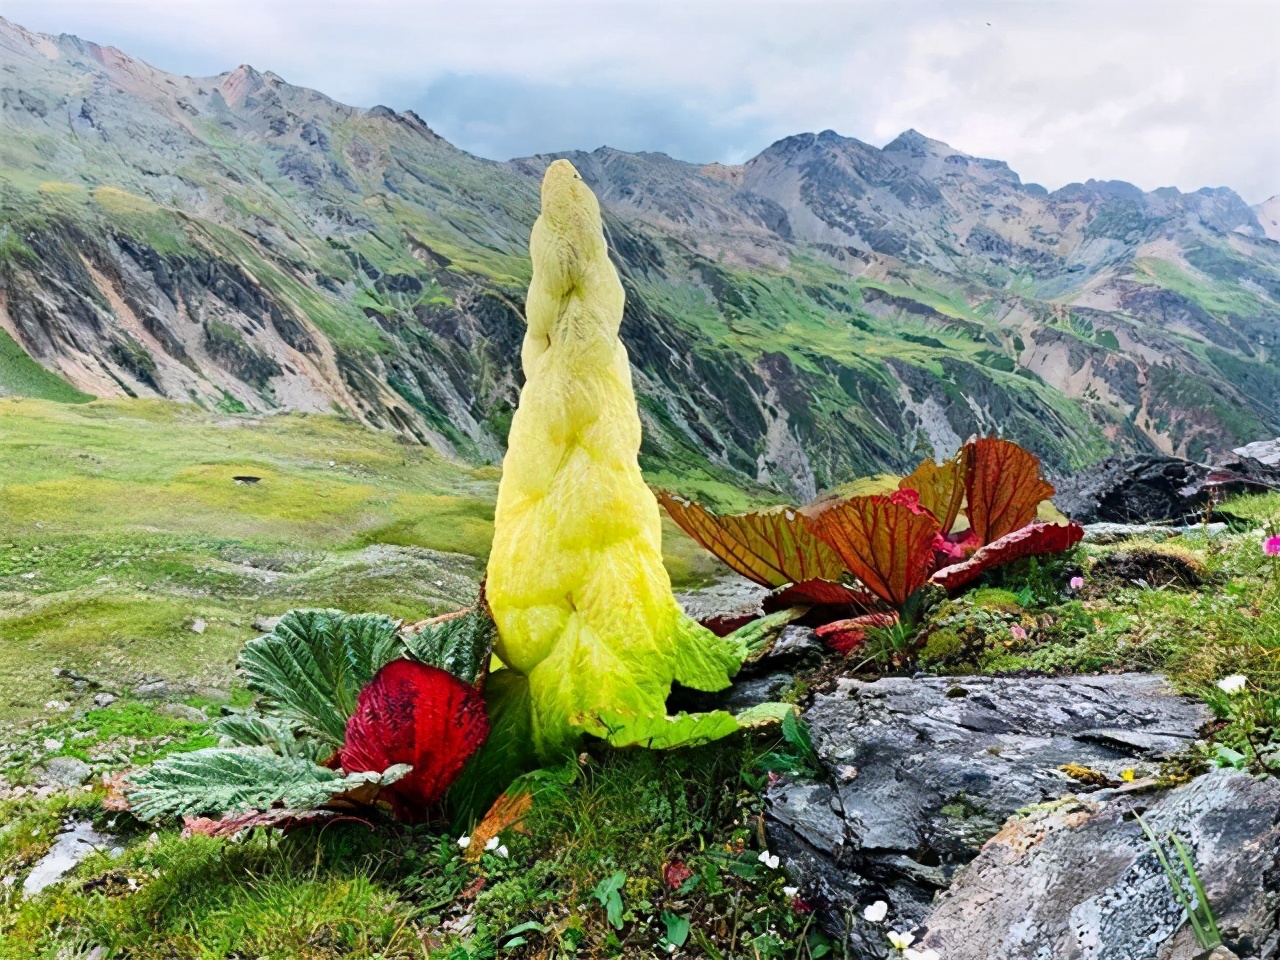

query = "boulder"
[1054,456,1215,524]
[1056,451,1280,525]
[40,756,92,789]
[766,673,1210,957]
[156,703,208,724]
[917,769,1280,960]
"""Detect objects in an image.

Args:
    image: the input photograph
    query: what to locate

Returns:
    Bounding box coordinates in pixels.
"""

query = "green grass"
[0,733,827,959]
[0,398,734,722]
[0,329,93,403]
[1134,257,1266,318]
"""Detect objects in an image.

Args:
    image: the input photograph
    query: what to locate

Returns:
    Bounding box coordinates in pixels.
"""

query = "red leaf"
[765,578,881,610]
[900,450,969,533]
[803,495,942,608]
[340,660,489,820]
[930,521,1085,590]
[657,491,848,588]
[664,860,694,890]
[182,808,345,839]
[815,612,901,654]
[964,437,1055,544]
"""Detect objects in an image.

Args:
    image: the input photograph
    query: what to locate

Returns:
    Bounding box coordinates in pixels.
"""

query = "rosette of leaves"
[127,607,496,827]
[660,437,1084,654]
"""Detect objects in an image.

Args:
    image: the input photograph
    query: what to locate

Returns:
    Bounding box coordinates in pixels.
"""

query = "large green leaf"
[403,604,496,686]
[213,712,333,762]
[236,609,403,746]
[600,702,796,750]
[127,746,408,821]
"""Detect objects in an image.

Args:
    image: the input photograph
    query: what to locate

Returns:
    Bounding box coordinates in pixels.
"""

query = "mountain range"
[2,15,1278,502]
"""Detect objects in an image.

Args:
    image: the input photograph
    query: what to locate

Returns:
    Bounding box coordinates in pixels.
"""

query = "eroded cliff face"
[2,15,1278,500]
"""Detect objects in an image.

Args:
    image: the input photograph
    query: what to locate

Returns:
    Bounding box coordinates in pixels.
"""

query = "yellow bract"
[486,160,739,759]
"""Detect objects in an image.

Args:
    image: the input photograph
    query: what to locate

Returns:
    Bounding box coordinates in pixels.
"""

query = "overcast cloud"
[2,0,1276,203]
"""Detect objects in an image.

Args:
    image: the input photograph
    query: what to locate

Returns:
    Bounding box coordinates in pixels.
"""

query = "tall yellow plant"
[486,160,750,760]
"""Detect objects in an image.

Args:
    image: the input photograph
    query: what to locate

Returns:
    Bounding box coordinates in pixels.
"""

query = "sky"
[2,0,1276,204]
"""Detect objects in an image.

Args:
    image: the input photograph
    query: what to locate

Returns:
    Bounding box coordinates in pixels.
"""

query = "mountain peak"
[883,128,962,157]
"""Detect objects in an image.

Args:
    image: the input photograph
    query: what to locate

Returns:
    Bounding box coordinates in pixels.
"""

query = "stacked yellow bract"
[486,160,741,759]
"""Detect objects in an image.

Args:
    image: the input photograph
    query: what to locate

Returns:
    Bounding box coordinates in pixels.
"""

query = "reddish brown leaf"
[930,521,1084,590]
[464,789,533,862]
[701,614,759,637]
[899,450,969,533]
[181,808,344,838]
[802,495,942,608]
[765,578,881,610]
[657,491,847,588]
[815,612,901,654]
[664,860,694,890]
[964,437,1055,544]
[340,660,489,821]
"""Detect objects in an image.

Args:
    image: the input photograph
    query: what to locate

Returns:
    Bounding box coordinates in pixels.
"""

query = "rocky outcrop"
[1055,451,1280,524]
[765,673,1211,957]
[918,770,1280,960]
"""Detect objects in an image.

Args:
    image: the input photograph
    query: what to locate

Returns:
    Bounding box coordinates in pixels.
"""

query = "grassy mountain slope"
[1,17,1278,504]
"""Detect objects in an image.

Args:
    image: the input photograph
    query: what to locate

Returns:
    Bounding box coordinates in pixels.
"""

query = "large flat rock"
[766,673,1211,955]
[919,769,1280,960]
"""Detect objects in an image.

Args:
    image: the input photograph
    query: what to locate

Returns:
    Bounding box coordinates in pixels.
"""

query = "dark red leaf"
[765,578,882,610]
[930,521,1085,590]
[657,491,848,588]
[340,659,489,820]
[815,612,900,654]
[964,437,1055,544]
[803,495,942,608]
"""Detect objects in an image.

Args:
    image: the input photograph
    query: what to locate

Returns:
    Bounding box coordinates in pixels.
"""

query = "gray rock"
[22,821,108,898]
[40,756,92,789]
[91,692,117,708]
[133,680,179,700]
[917,770,1280,960]
[766,673,1210,956]
[253,615,282,633]
[190,618,206,634]
[156,703,208,724]
[676,575,768,626]
[1084,522,1228,545]
[1235,438,1280,469]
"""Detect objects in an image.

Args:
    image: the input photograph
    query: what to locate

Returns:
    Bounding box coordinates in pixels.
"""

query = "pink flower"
[1010,624,1028,641]
[1265,536,1280,557]
[1069,576,1085,591]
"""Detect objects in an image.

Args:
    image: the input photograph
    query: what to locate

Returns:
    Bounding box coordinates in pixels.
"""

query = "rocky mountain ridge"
[2,15,1278,500]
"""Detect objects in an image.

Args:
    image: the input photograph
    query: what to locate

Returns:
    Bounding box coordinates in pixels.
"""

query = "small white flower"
[1217,674,1248,694]
[496,844,509,858]
[456,835,471,849]
[888,930,915,950]
[863,899,889,923]
[904,949,940,960]
[485,836,500,851]
[783,885,799,897]
[757,850,780,869]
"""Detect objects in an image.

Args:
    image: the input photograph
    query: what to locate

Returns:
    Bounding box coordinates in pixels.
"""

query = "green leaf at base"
[599,702,797,751]
[127,746,409,821]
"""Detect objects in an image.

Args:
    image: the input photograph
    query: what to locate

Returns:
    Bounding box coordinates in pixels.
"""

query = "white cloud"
[2,0,1276,202]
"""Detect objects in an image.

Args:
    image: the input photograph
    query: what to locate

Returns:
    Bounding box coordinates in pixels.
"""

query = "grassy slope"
[0,398,722,722]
